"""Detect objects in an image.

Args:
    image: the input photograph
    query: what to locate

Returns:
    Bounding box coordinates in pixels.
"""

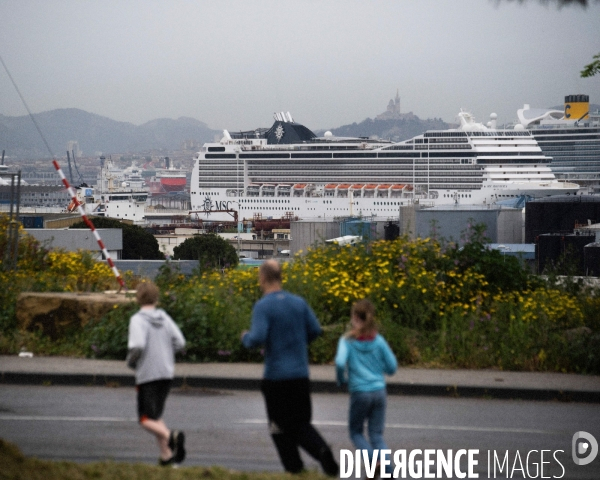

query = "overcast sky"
[1,0,599,132]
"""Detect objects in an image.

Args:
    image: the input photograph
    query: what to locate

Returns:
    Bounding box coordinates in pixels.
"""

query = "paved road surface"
[0,384,599,478]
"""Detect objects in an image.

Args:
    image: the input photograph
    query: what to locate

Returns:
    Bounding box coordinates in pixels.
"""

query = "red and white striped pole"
[52,159,126,290]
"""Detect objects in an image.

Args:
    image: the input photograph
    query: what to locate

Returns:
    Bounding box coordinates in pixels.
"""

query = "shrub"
[3,213,599,373]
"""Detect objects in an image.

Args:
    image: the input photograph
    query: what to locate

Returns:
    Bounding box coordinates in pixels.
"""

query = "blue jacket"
[242,290,322,380]
[335,334,397,392]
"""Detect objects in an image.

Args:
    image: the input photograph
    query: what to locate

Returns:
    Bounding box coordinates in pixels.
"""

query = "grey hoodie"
[127,308,186,385]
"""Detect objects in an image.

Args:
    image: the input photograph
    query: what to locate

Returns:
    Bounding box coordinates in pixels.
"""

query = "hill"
[4,101,596,159]
[316,114,451,142]
[0,108,220,158]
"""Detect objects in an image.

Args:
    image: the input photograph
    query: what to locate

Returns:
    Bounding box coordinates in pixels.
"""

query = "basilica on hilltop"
[375,90,416,121]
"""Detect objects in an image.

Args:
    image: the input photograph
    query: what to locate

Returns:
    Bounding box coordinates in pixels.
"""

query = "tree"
[581,52,600,78]
[172,233,238,270]
[70,217,164,260]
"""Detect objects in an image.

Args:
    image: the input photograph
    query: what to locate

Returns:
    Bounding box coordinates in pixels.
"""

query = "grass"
[0,439,330,480]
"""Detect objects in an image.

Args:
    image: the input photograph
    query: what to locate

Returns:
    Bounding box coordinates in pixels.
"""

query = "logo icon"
[275,124,285,142]
[202,196,214,216]
[565,103,571,118]
[572,431,598,466]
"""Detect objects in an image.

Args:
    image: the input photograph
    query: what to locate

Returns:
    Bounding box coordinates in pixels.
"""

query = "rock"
[563,326,593,343]
[16,292,135,340]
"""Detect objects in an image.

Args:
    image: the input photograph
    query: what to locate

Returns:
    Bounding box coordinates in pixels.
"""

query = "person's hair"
[259,260,282,284]
[136,281,160,306]
[346,298,377,338]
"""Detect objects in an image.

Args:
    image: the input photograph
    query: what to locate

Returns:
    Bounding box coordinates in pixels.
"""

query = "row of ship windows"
[200,177,487,185]
[539,143,600,150]
[199,172,487,180]
[205,152,481,160]
[201,180,486,188]
[414,144,473,149]
[227,197,497,206]
[546,158,600,164]
[422,132,468,138]
[197,165,538,180]
[419,137,469,144]
[202,160,478,166]
[381,145,416,150]
[199,184,485,193]
[249,177,486,183]
[239,206,300,211]
[467,131,532,137]
[248,172,486,178]
[201,159,479,168]
[246,165,483,172]
[19,192,69,198]
[535,134,600,141]
[544,155,600,160]
[201,166,483,174]
[197,191,223,196]
[550,162,600,167]
[209,144,398,153]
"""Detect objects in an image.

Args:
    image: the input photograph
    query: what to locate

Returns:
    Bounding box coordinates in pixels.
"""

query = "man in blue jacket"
[241,259,338,476]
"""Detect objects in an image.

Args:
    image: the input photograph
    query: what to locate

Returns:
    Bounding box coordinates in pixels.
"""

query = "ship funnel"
[565,94,589,121]
[489,113,497,130]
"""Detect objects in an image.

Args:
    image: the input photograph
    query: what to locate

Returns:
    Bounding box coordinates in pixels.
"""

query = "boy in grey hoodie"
[126,281,186,466]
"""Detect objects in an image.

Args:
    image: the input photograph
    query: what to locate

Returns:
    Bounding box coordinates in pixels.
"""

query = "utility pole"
[72,149,85,185]
[3,171,22,271]
[66,151,74,184]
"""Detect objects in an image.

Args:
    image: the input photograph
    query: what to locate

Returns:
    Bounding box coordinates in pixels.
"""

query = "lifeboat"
[67,199,79,212]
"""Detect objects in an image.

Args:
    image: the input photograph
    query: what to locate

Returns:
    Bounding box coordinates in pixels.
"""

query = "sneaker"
[173,430,186,464]
[159,456,175,467]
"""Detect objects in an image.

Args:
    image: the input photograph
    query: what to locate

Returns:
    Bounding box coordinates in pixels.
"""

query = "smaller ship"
[68,156,149,224]
[146,157,187,194]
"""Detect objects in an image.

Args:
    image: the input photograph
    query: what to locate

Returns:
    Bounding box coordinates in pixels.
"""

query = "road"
[0,384,599,478]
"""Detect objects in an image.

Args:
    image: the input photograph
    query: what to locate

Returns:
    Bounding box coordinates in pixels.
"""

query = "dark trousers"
[261,377,338,476]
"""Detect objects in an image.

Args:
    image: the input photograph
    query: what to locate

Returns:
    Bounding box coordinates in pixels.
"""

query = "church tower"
[377,89,404,120]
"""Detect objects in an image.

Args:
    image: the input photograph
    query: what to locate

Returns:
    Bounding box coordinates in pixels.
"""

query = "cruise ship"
[515,95,600,191]
[189,111,580,222]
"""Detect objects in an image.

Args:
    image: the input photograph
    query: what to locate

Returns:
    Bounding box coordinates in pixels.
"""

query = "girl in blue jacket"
[335,299,398,470]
